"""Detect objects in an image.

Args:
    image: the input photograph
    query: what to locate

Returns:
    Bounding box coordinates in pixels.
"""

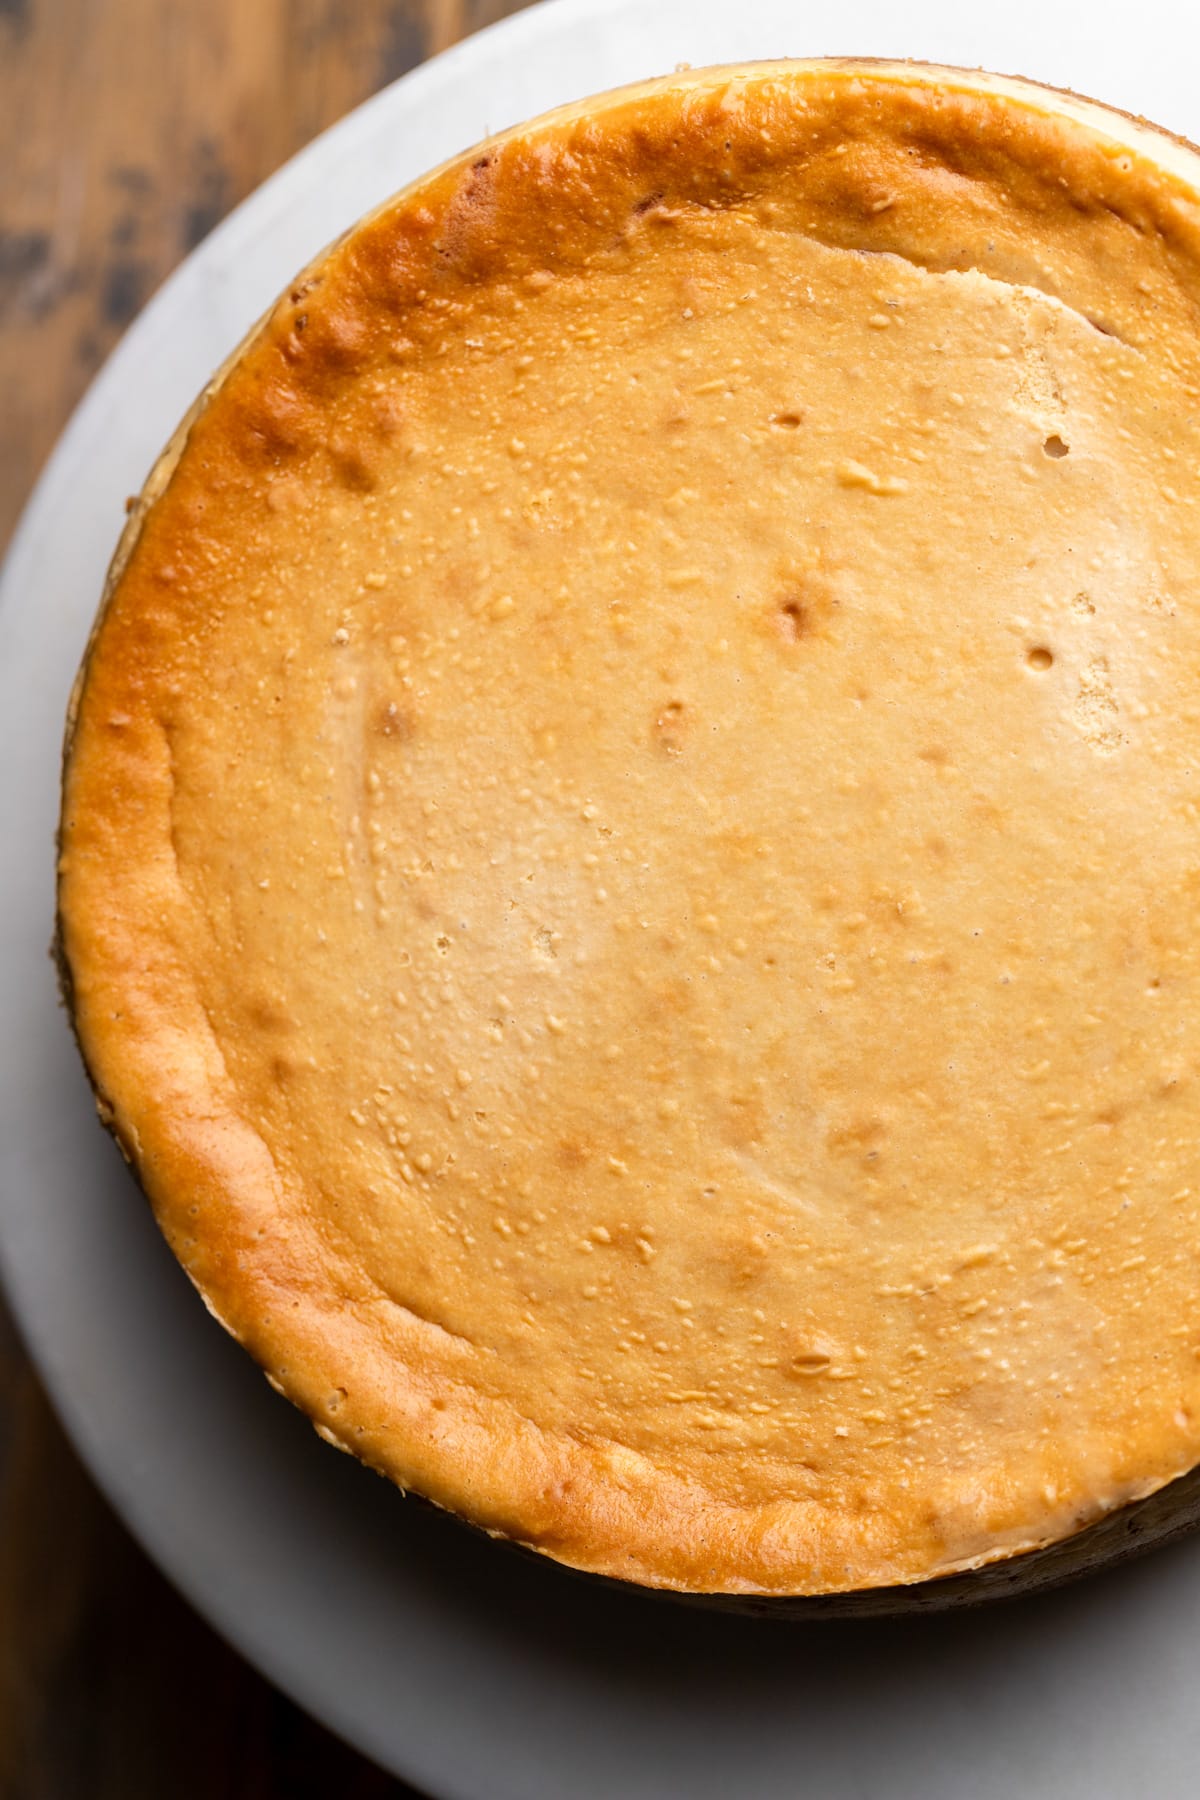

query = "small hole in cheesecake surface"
[652,699,687,756]
[1027,646,1054,672]
[1043,434,1070,459]
[778,600,810,642]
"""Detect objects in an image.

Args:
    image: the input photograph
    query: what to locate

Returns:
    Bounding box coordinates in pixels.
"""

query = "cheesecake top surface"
[58,60,1200,1595]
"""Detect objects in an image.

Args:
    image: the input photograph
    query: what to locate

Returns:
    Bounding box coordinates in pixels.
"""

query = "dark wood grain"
[0,2,530,1793]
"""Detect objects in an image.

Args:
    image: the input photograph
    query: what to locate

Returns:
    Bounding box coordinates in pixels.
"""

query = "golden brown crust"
[58,61,1200,1597]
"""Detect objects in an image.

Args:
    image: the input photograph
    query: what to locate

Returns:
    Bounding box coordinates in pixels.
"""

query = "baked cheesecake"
[57,60,1200,1603]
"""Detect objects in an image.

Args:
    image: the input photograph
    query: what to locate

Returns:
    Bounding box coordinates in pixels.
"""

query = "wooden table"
[0,5,529,1792]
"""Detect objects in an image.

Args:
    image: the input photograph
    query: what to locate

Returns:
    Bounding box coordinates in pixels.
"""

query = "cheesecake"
[57,60,1200,1603]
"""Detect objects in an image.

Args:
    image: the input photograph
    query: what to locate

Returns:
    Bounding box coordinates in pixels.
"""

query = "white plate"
[5,1,1200,1793]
